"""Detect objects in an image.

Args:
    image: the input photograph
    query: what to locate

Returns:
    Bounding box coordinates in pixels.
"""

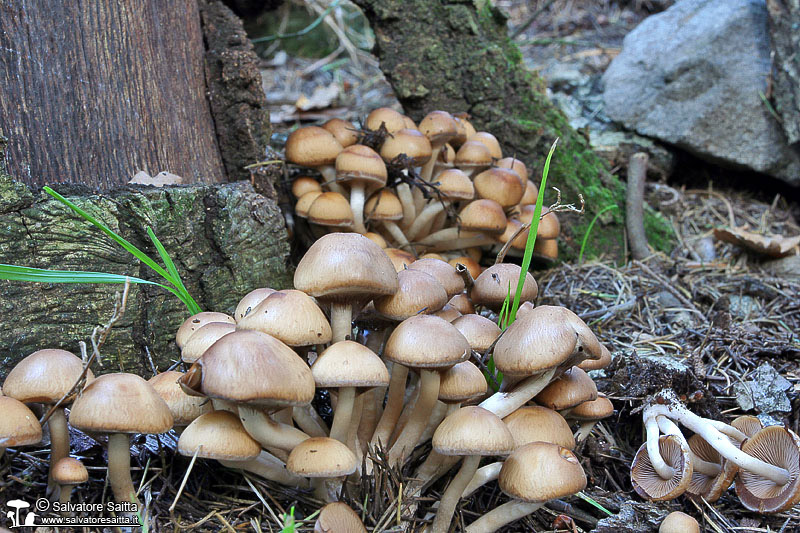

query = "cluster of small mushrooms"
[2,233,611,531]
[285,108,561,266]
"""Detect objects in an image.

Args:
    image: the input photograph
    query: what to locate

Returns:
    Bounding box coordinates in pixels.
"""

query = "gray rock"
[734,362,792,413]
[602,0,800,186]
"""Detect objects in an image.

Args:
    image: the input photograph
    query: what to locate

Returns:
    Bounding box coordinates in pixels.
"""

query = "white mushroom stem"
[388,369,440,466]
[220,451,310,488]
[382,221,411,249]
[350,184,368,234]
[420,145,442,183]
[330,387,356,443]
[238,406,310,451]
[656,415,721,477]
[397,183,416,229]
[370,364,408,451]
[432,455,482,533]
[108,433,138,504]
[416,228,498,252]
[574,421,599,443]
[644,395,790,486]
[464,500,545,533]
[420,402,453,446]
[479,368,557,419]
[358,387,383,451]
[48,407,70,493]
[317,166,341,192]
[293,406,328,438]
[645,414,675,480]
[462,461,503,497]
[330,301,353,343]
[407,202,447,241]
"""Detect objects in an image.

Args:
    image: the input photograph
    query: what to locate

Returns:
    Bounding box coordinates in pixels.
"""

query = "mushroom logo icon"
[4,499,37,528]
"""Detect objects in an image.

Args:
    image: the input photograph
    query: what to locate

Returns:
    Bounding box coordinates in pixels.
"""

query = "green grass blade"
[43,187,174,284]
[507,138,558,324]
[577,491,613,516]
[146,227,201,314]
[579,204,619,264]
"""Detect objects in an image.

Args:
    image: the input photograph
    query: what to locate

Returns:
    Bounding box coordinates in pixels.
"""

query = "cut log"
[352,0,674,259]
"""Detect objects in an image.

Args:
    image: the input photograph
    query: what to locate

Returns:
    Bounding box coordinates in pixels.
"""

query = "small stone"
[734,363,792,414]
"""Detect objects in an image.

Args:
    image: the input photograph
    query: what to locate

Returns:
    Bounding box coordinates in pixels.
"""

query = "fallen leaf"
[295,84,339,111]
[129,170,183,187]
[713,226,800,258]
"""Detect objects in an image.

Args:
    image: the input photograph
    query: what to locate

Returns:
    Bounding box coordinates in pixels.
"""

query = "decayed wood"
[0,0,225,187]
[766,0,800,145]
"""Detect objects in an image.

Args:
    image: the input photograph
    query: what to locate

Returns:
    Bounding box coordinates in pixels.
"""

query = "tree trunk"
[0,0,269,187]
[766,0,800,146]
[352,0,673,259]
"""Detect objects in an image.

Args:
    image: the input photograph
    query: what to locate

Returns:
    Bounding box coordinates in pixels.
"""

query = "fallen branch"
[626,152,650,260]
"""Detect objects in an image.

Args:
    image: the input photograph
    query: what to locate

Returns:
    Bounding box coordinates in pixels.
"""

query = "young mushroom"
[660,511,700,533]
[314,502,367,533]
[335,144,388,234]
[287,437,358,502]
[285,126,343,189]
[52,457,88,509]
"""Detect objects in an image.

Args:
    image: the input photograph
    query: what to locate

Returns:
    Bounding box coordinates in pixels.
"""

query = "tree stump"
[353,0,674,259]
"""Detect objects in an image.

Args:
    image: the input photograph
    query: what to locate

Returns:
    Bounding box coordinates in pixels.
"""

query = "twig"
[626,152,650,260]
[510,0,557,39]
[454,262,474,290]
[579,297,636,321]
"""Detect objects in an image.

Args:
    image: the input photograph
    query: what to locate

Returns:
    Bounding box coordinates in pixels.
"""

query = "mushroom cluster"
[631,389,800,513]
[286,108,561,266]
[169,232,614,531]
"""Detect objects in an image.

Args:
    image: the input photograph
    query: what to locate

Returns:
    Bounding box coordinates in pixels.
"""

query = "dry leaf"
[713,226,800,258]
[129,170,183,187]
[295,84,339,111]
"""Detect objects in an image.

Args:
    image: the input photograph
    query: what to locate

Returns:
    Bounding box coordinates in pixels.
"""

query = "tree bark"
[0,0,269,187]
[352,0,673,259]
[766,0,800,146]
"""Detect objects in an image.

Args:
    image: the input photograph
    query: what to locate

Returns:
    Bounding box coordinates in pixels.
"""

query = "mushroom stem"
[329,387,356,443]
[406,202,446,241]
[48,408,70,494]
[312,477,339,503]
[574,421,598,443]
[350,184,367,234]
[479,368,557,419]
[432,455,481,533]
[370,364,408,451]
[220,451,310,488]
[462,461,502,498]
[238,406,310,451]
[383,221,412,250]
[420,145,442,183]
[388,369,441,466]
[656,415,721,477]
[464,500,544,533]
[645,415,675,480]
[293,406,329,438]
[330,302,353,343]
[644,396,791,485]
[396,183,416,229]
[107,433,138,505]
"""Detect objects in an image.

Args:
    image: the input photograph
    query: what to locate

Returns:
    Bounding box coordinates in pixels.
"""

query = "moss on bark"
[353,0,673,259]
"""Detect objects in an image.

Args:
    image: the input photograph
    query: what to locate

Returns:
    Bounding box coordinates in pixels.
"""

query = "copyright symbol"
[35,498,50,512]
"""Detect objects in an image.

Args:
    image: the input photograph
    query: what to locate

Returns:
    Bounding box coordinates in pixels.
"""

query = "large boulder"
[602,0,800,186]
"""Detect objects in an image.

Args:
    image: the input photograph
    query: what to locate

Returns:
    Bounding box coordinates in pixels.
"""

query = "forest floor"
[3,1,800,532]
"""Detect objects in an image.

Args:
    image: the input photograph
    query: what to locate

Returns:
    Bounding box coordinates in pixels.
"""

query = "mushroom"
[52,457,88,509]
[407,258,465,299]
[685,433,736,501]
[379,128,432,227]
[567,395,614,443]
[736,425,800,512]
[470,132,502,160]
[364,189,410,249]
[464,442,586,533]
[631,434,693,501]
[287,437,358,502]
[307,191,354,232]
[452,314,501,355]
[430,406,515,533]
[0,396,42,459]
[294,232,398,343]
[292,177,323,199]
[175,311,235,349]
[365,107,407,134]
[180,322,236,363]
[470,263,538,312]
[406,169,474,241]
[148,371,213,432]
[535,366,598,412]
[418,110,457,182]
[234,287,276,321]
[69,373,173,504]
[454,140,492,178]
[285,126,343,189]
[314,502,367,533]
[447,291,476,315]
[473,167,524,209]
[335,144,387,234]
[3,348,94,494]
[322,118,358,148]
[416,199,506,252]
[660,511,699,533]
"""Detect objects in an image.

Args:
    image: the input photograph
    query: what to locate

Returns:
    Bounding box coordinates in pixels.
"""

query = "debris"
[733,363,792,414]
[128,171,184,187]
[713,226,800,258]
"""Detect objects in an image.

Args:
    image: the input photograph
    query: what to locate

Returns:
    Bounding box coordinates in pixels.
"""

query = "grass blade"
[146,228,201,314]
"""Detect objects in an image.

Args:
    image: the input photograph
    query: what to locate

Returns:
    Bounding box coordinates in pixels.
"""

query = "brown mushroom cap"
[659,511,699,533]
[520,205,560,239]
[474,167,524,207]
[364,231,388,249]
[3,348,94,404]
[315,502,367,533]
[322,118,359,147]
[568,395,614,421]
[452,116,477,147]
[631,435,693,501]
[452,314,501,353]
[577,343,611,371]
[384,247,416,272]
[176,312,235,349]
[69,373,173,434]
[434,304,463,322]
[518,179,539,206]
[736,426,800,513]
[433,406,515,456]
[52,457,88,485]
[374,269,448,320]
[438,361,488,404]
[295,191,323,218]
[312,340,389,389]
[177,410,261,461]
[686,433,735,501]
[533,237,559,261]
[285,126,343,168]
[294,232,399,303]
[503,406,575,450]
[236,289,332,347]
[419,111,458,146]
[448,257,482,282]
[0,396,42,447]
[291,177,323,199]
[188,330,315,408]
[385,314,471,369]
[365,190,403,221]
[366,107,406,134]
[447,292,476,315]
[471,263,538,311]
[181,321,236,363]
[498,157,529,183]
[335,144,387,187]
[455,140,492,172]
[380,128,432,167]
[470,132,503,160]
[493,305,604,377]
[500,442,586,502]
[308,191,354,228]
[433,168,475,201]
[148,371,213,427]
[458,199,507,234]
[235,288,277,321]
[287,437,358,477]
[732,415,763,438]
[535,367,598,411]
[408,258,465,298]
